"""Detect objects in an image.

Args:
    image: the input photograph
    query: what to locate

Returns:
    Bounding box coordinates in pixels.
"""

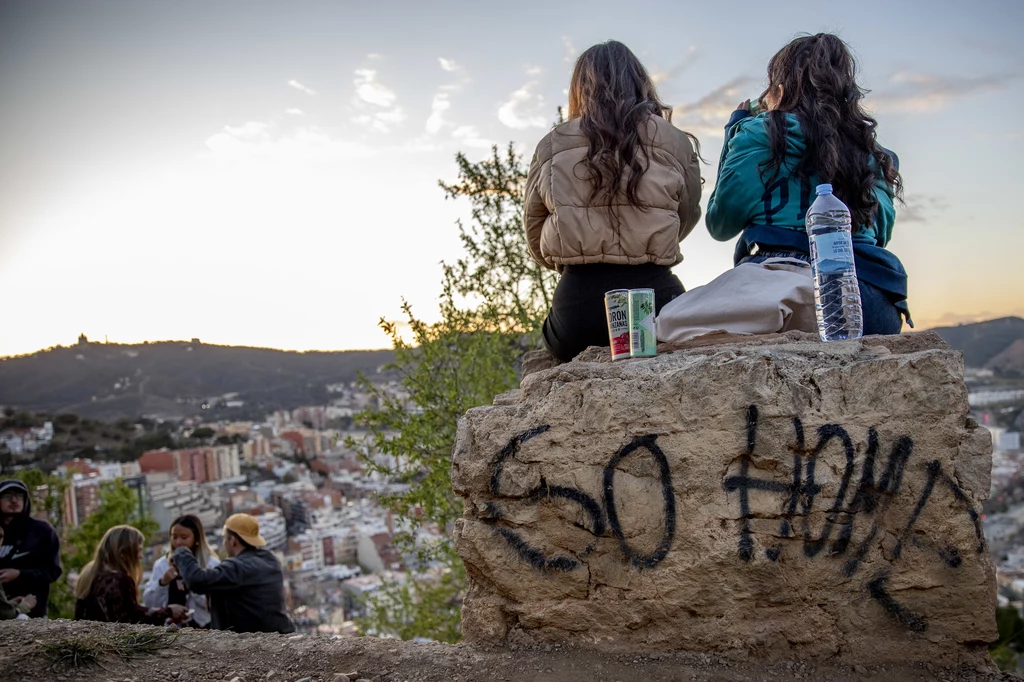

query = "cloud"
[374,108,405,124]
[498,80,548,130]
[898,193,949,224]
[671,75,758,137]
[352,109,406,134]
[452,125,493,149]
[288,80,317,96]
[867,71,1015,113]
[204,119,437,164]
[437,57,471,93]
[526,66,543,76]
[205,123,375,163]
[425,94,451,134]
[351,65,404,133]
[353,68,397,107]
[652,45,700,86]
[286,108,305,116]
[562,36,578,63]
[222,121,269,139]
[428,59,472,135]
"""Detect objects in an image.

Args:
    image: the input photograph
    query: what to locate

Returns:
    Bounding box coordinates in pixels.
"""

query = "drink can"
[604,289,630,360]
[629,289,657,357]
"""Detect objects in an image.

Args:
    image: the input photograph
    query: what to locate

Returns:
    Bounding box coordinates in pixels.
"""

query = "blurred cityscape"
[970,365,1024,632]
[0,377,444,636]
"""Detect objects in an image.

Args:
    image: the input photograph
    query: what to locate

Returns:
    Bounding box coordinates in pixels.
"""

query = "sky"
[1,0,1022,357]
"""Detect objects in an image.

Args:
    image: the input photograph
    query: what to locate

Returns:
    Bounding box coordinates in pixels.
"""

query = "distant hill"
[928,316,1024,370]
[987,338,1024,378]
[0,340,394,420]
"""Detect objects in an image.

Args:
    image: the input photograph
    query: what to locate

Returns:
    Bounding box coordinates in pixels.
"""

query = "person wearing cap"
[171,513,295,634]
[0,480,62,618]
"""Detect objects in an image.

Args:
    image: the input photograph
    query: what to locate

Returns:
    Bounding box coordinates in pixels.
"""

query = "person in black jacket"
[172,513,294,634]
[0,523,36,619]
[0,479,62,618]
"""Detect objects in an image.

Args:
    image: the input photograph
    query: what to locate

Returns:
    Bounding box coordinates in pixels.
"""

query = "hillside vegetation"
[930,317,1024,371]
[0,340,393,420]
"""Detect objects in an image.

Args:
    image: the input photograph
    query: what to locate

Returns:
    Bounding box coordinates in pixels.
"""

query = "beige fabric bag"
[656,257,818,343]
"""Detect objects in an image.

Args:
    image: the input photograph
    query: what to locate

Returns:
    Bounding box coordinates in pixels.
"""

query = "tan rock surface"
[0,619,1012,682]
[452,332,997,665]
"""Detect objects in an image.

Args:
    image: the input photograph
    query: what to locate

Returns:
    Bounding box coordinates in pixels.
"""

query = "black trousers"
[541,263,685,362]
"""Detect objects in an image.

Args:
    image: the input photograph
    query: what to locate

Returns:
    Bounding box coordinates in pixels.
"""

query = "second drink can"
[629,288,657,357]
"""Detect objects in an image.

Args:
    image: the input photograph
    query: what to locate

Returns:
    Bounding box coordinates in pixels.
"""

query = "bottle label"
[811,232,854,270]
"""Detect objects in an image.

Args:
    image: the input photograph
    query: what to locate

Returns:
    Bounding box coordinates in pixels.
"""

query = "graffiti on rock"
[485,427,675,571]
[482,405,985,633]
[723,405,985,632]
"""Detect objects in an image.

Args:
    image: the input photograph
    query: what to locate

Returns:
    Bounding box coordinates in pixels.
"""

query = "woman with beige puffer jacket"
[524,40,702,362]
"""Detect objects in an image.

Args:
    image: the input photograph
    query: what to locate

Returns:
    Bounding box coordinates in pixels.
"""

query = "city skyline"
[2,0,1022,357]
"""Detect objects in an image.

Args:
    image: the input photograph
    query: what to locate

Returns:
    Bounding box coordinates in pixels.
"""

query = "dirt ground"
[0,620,1018,682]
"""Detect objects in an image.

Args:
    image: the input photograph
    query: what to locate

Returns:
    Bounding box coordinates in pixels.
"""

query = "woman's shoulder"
[98,569,131,582]
[641,115,696,161]
[730,114,771,144]
[537,119,586,160]
[151,555,169,572]
[723,113,802,159]
[92,570,132,592]
[649,113,685,135]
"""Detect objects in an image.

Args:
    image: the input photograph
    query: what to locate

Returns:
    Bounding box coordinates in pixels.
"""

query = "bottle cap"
[816,183,833,195]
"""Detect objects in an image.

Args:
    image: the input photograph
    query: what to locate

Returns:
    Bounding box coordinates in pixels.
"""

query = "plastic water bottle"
[806,183,863,341]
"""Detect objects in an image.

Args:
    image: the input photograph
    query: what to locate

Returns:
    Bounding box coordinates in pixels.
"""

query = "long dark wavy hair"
[760,33,903,229]
[568,40,699,212]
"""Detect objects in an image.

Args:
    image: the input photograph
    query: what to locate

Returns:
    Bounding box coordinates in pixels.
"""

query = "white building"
[146,473,223,532]
[970,389,1024,407]
[97,463,123,480]
[212,445,241,480]
[252,507,288,550]
[1,433,24,455]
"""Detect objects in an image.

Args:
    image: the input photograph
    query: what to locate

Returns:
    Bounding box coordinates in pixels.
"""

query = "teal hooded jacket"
[706,111,896,247]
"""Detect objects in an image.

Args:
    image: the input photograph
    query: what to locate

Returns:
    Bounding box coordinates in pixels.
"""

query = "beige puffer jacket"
[524,115,701,272]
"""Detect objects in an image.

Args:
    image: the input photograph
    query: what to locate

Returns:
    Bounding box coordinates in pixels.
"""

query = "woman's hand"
[159,566,179,587]
[12,594,36,611]
[736,99,751,112]
[167,604,188,622]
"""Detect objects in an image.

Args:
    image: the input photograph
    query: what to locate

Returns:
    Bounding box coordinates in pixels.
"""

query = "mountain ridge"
[0,339,394,420]
[927,316,1024,370]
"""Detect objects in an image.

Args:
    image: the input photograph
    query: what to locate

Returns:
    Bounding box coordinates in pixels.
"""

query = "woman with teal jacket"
[706,33,911,334]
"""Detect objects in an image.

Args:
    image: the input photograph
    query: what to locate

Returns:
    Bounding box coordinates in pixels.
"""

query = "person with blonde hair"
[143,514,219,627]
[74,525,187,624]
[524,40,702,361]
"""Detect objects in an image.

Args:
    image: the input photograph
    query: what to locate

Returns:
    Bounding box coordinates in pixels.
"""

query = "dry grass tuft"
[41,628,177,670]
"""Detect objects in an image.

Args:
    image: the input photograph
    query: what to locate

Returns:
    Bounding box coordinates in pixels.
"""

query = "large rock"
[451,332,996,665]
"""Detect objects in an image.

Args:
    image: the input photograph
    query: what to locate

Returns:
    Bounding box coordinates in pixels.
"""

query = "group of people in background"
[527,33,910,361]
[75,512,294,633]
[0,477,293,633]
